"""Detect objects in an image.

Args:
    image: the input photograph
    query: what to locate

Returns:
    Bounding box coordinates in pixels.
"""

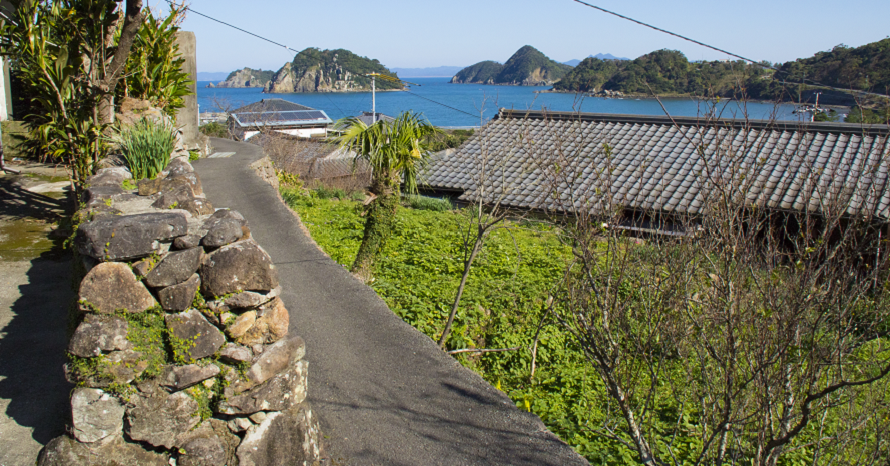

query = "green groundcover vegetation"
[281,187,888,464]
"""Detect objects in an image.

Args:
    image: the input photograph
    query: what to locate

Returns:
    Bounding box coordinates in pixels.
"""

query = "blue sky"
[158,0,890,73]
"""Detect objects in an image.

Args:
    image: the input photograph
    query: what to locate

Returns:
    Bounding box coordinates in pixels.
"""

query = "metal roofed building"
[424,109,890,227]
[354,111,396,126]
[229,98,333,140]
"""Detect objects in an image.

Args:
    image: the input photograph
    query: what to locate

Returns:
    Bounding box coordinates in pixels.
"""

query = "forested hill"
[265,48,401,93]
[554,39,890,103]
[553,49,771,97]
[773,39,890,96]
[451,46,572,85]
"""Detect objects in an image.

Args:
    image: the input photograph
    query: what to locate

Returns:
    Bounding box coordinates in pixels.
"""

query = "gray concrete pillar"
[174,31,203,152]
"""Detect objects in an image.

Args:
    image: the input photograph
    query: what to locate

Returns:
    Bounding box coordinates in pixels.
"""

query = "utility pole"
[371,75,376,123]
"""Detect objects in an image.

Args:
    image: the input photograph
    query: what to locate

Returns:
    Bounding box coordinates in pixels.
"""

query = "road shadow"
[0,251,74,457]
[0,175,70,222]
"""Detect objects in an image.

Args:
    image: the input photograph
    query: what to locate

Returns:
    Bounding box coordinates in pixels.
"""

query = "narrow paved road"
[195,139,588,466]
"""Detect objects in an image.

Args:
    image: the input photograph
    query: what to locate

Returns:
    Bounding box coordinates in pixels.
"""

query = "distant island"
[208,68,274,88]
[451,46,573,86]
[263,48,402,93]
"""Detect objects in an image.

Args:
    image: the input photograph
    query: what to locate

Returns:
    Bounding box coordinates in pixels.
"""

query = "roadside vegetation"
[280,182,890,465]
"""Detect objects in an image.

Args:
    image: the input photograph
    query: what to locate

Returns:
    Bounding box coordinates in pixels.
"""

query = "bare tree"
[515,92,890,465]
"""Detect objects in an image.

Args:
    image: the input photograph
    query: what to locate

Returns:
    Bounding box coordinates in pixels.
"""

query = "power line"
[168,1,299,54]
[570,0,889,98]
[171,1,483,120]
[403,90,480,119]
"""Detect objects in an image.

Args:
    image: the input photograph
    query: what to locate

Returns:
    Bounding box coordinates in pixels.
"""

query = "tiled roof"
[424,110,890,219]
[232,99,314,113]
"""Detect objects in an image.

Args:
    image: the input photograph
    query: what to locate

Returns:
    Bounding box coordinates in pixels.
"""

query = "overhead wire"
[570,0,889,98]
[169,0,480,120]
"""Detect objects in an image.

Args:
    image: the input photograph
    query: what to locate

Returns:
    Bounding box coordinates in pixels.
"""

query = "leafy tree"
[334,111,439,280]
[118,7,192,117]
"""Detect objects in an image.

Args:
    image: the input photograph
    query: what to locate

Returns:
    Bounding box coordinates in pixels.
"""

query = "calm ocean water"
[197,77,801,127]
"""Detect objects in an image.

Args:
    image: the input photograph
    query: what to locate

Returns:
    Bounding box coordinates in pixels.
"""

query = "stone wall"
[38,156,323,465]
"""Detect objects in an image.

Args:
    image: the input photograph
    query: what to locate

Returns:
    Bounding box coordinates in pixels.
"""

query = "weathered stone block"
[219,361,307,415]
[37,434,169,466]
[144,247,203,288]
[235,402,323,466]
[178,197,215,217]
[88,167,132,187]
[178,435,227,466]
[226,311,256,339]
[200,240,278,297]
[238,298,289,346]
[75,211,188,261]
[233,335,305,393]
[202,209,246,230]
[69,314,131,358]
[82,185,125,206]
[161,364,220,391]
[71,388,125,444]
[173,234,203,250]
[219,344,253,364]
[79,262,157,314]
[126,391,201,449]
[164,158,195,177]
[157,273,201,312]
[104,349,149,384]
[151,184,195,210]
[201,217,246,248]
[165,309,226,361]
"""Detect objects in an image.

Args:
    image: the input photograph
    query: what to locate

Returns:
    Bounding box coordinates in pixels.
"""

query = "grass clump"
[403,194,453,212]
[199,121,228,138]
[108,118,176,180]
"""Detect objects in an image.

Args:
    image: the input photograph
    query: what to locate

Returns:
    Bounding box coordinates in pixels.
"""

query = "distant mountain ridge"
[451,46,573,85]
[564,53,629,67]
[553,39,890,105]
[390,66,465,77]
[265,48,402,93]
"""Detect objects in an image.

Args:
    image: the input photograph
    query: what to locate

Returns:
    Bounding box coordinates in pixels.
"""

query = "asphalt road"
[194,139,589,466]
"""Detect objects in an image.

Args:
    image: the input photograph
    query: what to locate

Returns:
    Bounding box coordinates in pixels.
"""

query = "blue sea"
[197,77,801,127]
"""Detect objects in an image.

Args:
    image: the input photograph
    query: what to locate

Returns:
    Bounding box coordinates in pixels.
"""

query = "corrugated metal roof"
[424,109,890,219]
[354,112,396,126]
[232,99,314,113]
[232,110,333,128]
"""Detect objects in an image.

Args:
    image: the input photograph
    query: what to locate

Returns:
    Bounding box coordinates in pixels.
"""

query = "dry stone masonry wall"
[39,157,323,466]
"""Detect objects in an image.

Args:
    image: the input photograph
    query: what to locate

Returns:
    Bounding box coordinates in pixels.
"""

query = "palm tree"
[334,111,439,281]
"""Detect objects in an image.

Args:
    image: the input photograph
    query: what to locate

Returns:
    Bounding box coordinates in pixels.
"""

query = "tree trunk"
[438,235,483,348]
[96,0,144,126]
[351,177,399,282]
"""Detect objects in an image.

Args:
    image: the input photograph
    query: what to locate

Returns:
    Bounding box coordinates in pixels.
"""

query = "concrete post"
[0,57,10,121]
[174,31,201,152]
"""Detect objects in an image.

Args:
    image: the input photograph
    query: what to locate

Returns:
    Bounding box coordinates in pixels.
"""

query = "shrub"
[108,118,177,180]
[404,194,453,211]
[199,121,229,138]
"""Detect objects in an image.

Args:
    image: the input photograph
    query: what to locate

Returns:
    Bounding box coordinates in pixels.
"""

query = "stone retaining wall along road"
[38,157,323,466]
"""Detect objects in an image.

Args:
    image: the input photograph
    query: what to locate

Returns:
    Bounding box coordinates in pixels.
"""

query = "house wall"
[241,127,327,141]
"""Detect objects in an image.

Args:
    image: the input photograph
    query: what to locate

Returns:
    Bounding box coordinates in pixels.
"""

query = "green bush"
[313,186,348,200]
[403,194,453,211]
[199,121,229,138]
[109,118,176,180]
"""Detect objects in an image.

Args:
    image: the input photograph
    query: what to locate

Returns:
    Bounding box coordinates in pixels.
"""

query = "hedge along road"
[194,138,589,466]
